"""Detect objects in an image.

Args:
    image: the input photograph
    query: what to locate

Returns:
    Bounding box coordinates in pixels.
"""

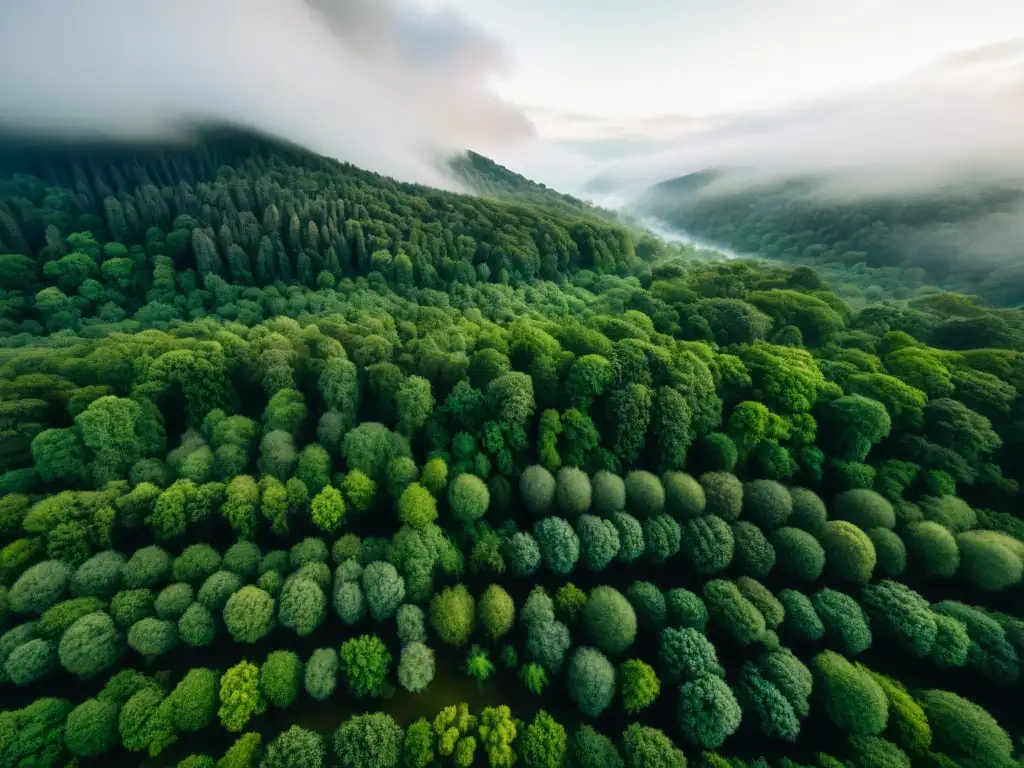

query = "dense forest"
[637,170,1024,307]
[1,130,1023,768]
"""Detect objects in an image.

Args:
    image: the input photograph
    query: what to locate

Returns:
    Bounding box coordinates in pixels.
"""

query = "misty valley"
[0,124,1022,768]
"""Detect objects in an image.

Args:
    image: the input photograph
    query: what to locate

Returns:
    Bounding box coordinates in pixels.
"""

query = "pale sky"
[426,0,1024,139]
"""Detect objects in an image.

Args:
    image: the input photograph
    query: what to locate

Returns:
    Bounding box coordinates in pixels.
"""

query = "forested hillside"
[637,170,1024,307]
[1,131,1023,768]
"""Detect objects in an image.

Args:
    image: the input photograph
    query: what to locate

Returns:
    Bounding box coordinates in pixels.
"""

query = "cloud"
[0,0,535,188]
[516,38,1024,202]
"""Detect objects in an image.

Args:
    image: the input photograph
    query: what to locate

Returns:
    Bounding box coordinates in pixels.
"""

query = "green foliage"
[556,467,592,515]
[789,487,828,532]
[223,585,275,643]
[700,472,744,521]
[903,522,960,578]
[534,516,580,574]
[64,697,119,757]
[218,661,265,732]
[404,718,436,768]
[466,644,495,688]
[278,574,326,636]
[505,531,542,576]
[614,663,655,716]
[4,127,1024,768]
[626,581,666,631]
[955,531,1024,590]
[128,616,178,660]
[217,733,262,768]
[342,470,377,512]
[479,706,518,768]
[119,684,173,755]
[846,736,911,768]
[332,713,403,768]
[58,610,121,678]
[420,457,448,495]
[5,637,58,685]
[173,544,222,585]
[735,576,785,628]
[758,648,813,719]
[933,600,1019,683]
[736,662,801,742]
[361,561,405,621]
[572,725,624,768]
[624,470,665,518]
[583,586,637,656]
[449,473,490,524]
[613,512,646,564]
[399,641,435,692]
[290,537,328,569]
[304,648,339,701]
[929,612,971,668]
[430,584,476,647]
[681,515,735,575]
[731,520,777,578]
[396,603,426,644]
[169,667,219,733]
[71,550,124,599]
[552,582,585,626]
[519,661,549,695]
[665,588,708,631]
[771,526,825,581]
[623,722,688,768]
[155,582,195,619]
[198,570,243,613]
[868,527,907,577]
[704,579,767,646]
[743,479,793,529]
[662,472,706,520]
[520,466,557,515]
[863,670,932,754]
[862,580,937,657]
[593,471,627,515]
[813,588,872,655]
[478,584,515,640]
[398,482,436,528]
[920,495,977,533]
[222,541,262,579]
[643,513,681,564]
[521,586,555,627]
[262,726,324,768]
[818,520,877,583]
[659,626,724,684]
[918,689,1012,768]
[339,634,391,697]
[567,646,617,716]
[832,489,896,530]
[38,595,106,637]
[812,651,889,735]
[9,560,70,614]
[179,602,217,647]
[520,710,567,768]
[526,619,571,674]
[577,514,621,570]
[310,486,346,534]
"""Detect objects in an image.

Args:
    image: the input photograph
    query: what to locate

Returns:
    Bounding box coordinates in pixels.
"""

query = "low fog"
[1,2,1022,207]
[506,38,1024,205]
[0,0,535,189]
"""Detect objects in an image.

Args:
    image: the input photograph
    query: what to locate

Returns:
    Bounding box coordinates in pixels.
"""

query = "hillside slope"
[637,169,1024,306]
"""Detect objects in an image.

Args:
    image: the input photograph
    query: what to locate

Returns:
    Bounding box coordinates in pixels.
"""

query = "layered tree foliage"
[0,129,1020,768]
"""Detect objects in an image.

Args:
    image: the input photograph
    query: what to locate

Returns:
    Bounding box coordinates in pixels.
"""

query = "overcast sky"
[430,0,1024,139]
[0,1,1021,195]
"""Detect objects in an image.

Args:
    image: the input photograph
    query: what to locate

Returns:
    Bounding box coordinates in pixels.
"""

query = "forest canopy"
[0,129,1022,768]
